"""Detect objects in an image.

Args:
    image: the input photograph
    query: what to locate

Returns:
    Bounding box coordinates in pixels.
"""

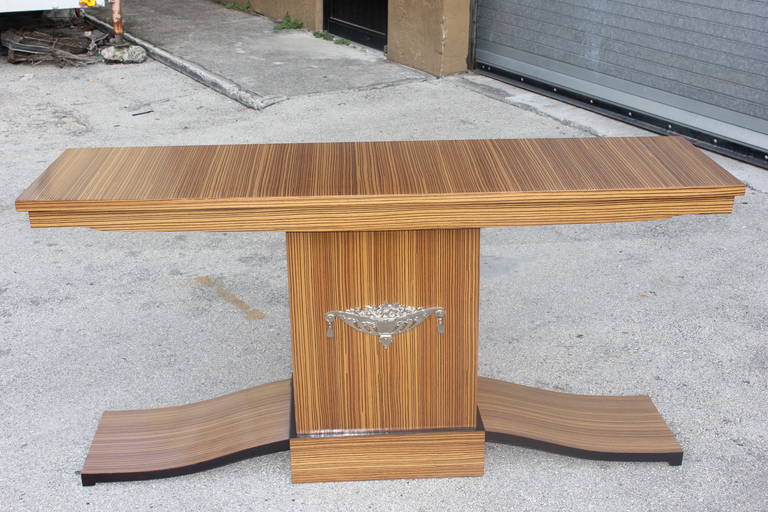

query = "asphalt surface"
[1,7,767,511]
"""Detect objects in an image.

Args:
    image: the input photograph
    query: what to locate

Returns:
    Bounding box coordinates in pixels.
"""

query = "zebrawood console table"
[16,136,744,485]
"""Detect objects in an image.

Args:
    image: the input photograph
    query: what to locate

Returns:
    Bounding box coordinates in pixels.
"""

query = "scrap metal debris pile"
[0,12,144,66]
[1,25,102,66]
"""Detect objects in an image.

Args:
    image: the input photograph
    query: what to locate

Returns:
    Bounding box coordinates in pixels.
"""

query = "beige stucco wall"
[388,0,470,76]
[214,0,470,76]
[215,0,322,31]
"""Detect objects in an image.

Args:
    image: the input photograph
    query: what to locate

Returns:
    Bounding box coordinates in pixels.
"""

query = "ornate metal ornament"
[325,303,445,348]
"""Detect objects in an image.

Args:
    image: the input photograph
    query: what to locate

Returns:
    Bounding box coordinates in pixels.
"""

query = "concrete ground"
[91,0,427,98]
[1,6,768,511]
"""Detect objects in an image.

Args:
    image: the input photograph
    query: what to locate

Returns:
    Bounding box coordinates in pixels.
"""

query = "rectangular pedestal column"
[287,229,480,435]
[286,229,480,481]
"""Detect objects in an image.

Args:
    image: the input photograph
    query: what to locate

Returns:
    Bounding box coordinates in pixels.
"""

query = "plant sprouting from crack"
[224,1,252,12]
[274,13,304,30]
[313,31,351,46]
[313,30,334,41]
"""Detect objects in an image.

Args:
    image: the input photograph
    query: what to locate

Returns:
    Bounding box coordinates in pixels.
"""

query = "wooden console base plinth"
[478,377,683,465]
[290,431,486,483]
[80,380,291,486]
[80,376,683,485]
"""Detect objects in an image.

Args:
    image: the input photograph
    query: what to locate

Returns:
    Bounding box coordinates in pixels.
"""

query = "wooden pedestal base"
[80,380,292,486]
[80,377,682,485]
[290,430,485,483]
[479,377,683,465]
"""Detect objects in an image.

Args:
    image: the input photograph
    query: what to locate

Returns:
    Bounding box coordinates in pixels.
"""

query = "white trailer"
[0,0,106,13]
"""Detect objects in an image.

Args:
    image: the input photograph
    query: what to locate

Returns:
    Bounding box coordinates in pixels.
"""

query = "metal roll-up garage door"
[473,0,768,167]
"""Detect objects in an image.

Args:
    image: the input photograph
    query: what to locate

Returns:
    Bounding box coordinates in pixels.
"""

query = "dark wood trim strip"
[486,433,683,466]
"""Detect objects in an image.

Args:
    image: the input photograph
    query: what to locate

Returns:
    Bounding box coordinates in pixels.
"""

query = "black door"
[324,0,387,50]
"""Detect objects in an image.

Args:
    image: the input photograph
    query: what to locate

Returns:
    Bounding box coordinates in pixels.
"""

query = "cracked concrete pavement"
[1,14,768,512]
[91,0,428,100]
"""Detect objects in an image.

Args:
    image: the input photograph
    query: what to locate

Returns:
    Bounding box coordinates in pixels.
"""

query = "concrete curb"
[84,13,286,110]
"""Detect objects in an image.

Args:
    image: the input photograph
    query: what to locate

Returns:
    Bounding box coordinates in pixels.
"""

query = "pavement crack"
[455,75,512,102]
[744,182,767,195]
[501,97,601,137]
[276,76,433,103]
[455,75,599,137]
[351,77,433,92]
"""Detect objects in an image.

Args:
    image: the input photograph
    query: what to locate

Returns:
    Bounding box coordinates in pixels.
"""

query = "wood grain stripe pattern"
[16,137,744,232]
[289,431,485,483]
[287,229,479,435]
[80,379,291,485]
[478,377,683,457]
[25,195,736,231]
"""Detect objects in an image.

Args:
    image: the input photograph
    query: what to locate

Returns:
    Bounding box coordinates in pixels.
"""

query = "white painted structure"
[0,0,106,13]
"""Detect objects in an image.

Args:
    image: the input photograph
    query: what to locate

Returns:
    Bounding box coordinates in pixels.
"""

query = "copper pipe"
[111,0,125,45]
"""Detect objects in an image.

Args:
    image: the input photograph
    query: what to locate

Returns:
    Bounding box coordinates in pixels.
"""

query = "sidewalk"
[91,0,426,99]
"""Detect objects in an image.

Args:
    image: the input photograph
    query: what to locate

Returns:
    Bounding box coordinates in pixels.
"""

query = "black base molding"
[486,433,683,466]
[475,62,768,170]
[81,441,289,486]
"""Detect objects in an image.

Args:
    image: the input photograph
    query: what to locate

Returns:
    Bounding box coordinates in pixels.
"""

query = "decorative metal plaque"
[324,303,445,348]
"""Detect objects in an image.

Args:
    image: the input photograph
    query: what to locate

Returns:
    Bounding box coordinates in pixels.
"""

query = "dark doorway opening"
[323,0,387,51]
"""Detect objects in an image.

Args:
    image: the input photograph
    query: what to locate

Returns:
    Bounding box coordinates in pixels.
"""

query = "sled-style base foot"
[81,376,682,485]
[80,379,292,486]
[477,377,683,466]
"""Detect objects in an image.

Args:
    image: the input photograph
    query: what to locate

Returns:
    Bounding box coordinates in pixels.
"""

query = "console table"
[16,136,744,485]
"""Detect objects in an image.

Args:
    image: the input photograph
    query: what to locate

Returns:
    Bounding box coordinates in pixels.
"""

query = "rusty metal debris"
[0,13,109,66]
[110,0,125,46]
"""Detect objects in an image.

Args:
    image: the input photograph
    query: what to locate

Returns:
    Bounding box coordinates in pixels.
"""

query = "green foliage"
[274,13,304,30]
[313,31,352,46]
[224,1,251,12]
[313,30,334,41]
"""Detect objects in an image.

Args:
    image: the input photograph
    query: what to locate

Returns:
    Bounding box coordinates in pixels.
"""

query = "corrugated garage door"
[474,0,768,165]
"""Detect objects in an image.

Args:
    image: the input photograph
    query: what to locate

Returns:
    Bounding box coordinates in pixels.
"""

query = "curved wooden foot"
[81,379,291,486]
[81,377,683,486]
[478,377,683,465]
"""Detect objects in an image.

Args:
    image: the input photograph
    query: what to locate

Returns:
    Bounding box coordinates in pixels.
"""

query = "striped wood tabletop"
[16,136,744,231]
